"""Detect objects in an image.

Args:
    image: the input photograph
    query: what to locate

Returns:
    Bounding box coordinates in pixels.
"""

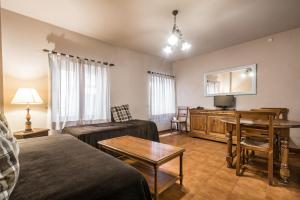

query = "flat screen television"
[214,95,235,109]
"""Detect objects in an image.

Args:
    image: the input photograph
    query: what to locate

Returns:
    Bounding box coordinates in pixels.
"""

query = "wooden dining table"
[221,118,300,184]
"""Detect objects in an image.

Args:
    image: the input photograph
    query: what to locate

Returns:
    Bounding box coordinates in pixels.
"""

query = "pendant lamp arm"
[172,10,179,32]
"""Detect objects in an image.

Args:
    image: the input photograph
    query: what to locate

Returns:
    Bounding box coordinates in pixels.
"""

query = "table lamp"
[11,88,43,132]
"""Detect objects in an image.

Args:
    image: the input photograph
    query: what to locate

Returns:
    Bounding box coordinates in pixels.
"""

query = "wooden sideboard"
[189,109,236,143]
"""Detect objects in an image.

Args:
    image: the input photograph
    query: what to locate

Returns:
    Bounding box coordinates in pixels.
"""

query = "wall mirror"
[204,64,257,96]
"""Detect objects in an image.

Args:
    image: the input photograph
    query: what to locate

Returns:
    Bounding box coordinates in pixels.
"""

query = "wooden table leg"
[280,129,290,184]
[274,130,279,162]
[179,153,183,185]
[226,124,234,168]
[154,164,159,200]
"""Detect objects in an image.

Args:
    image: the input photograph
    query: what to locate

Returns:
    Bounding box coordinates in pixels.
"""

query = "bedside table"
[14,128,49,139]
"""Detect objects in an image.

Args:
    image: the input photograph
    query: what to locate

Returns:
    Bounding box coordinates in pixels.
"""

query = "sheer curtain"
[149,73,176,122]
[49,54,110,131]
[206,81,220,95]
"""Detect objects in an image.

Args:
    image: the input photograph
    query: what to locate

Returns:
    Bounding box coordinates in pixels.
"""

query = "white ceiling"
[2,0,300,61]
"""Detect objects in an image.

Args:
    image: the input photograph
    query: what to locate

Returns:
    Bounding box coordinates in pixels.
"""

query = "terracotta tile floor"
[157,133,300,200]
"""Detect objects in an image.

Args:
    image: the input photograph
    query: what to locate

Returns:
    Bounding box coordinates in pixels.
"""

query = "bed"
[63,119,159,148]
[10,134,151,200]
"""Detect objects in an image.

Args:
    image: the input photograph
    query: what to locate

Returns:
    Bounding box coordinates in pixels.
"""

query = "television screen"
[214,95,235,109]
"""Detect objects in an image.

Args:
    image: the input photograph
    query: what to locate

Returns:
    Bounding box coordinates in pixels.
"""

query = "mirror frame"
[204,64,257,96]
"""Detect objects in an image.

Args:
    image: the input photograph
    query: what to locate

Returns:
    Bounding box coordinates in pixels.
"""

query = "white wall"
[1,9,172,131]
[173,27,300,148]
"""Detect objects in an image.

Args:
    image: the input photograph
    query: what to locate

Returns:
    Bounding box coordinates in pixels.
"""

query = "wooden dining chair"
[251,108,289,120]
[171,106,189,133]
[236,111,276,185]
[251,108,289,159]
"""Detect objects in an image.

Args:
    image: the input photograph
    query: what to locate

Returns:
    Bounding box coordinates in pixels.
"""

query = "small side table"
[14,128,49,139]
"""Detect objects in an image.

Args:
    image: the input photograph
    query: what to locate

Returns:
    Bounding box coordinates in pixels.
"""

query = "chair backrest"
[177,106,189,122]
[236,111,276,149]
[260,107,289,120]
[250,108,288,120]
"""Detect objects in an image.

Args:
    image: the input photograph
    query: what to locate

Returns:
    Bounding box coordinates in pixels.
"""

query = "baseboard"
[158,129,172,135]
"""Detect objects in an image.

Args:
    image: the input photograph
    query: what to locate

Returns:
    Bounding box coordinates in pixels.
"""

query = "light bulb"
[181,42,191,51]
[167,34,179,46]
[163,46,172,54]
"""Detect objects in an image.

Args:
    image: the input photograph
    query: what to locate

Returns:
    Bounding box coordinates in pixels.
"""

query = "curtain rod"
[43,49,115,66]
[147,71,175,78]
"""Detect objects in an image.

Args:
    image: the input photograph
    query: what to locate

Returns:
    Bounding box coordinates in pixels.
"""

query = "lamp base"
[25,107,32,132]
[25,121,32,132]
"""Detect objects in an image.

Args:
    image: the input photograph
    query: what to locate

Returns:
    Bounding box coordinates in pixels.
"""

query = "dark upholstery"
[10,135,151,200]
[63,120,159,148]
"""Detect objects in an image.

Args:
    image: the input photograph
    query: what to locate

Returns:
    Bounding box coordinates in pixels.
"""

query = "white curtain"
[49,54,110,131]
[149,73,176,122]
[207,81,220,95]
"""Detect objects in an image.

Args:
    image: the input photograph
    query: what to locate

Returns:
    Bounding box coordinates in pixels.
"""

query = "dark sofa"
[10,134,151,200]
[63,119,159,148]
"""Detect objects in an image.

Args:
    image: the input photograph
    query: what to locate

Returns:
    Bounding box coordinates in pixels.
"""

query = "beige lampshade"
[11,88,43,104]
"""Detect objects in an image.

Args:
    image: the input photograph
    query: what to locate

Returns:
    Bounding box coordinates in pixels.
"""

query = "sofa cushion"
[111,104,133,122]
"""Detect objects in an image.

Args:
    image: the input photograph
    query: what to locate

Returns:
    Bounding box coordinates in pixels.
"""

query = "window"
[49,54,110,131]
[148,72,176,122]
[206,80,220,95]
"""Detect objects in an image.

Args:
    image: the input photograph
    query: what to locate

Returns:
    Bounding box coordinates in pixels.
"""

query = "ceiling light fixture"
[163,46,172,54]
[163,10,191,55]
[168,34,179,46]
[181,41,191,51]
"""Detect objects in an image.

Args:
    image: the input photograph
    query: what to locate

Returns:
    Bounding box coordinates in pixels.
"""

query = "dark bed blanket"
[10,135,151,200]
[63,120,159,148]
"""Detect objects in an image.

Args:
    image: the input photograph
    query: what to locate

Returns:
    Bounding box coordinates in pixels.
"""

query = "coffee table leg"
[154,164,159,200]
[179,154,183,185]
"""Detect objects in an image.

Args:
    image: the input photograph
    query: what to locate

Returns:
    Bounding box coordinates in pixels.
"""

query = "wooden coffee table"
[98,136,185,200]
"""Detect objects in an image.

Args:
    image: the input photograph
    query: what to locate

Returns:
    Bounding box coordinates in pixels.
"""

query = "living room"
[0,1,300,200]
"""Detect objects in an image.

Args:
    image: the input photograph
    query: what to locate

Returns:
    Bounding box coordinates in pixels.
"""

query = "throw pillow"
[0,113,19,154]
[0,113,10,130]
[0,115,20,200]
[111,104,133,122]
